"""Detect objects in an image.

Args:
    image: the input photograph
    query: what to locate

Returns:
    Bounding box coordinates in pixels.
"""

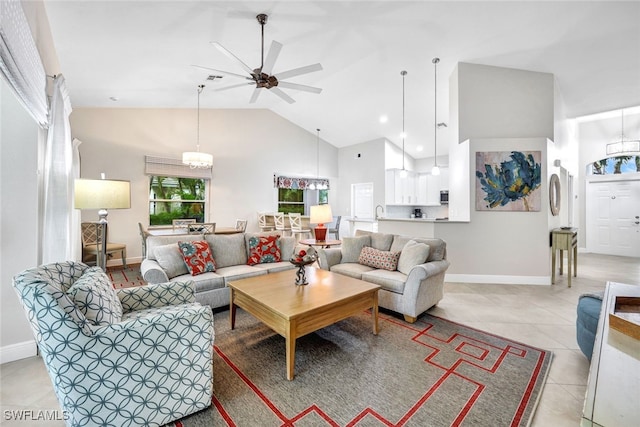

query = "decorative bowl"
[290,247,317,285]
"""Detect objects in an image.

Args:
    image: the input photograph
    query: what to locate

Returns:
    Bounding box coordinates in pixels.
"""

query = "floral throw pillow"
[177,240,216,276]
[358,246,401,271]
[247,235,281,265]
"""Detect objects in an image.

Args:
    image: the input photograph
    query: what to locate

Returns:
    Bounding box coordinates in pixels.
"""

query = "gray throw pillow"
[397,240,430,275]
[341,235,371,263]
[154,243,188,278]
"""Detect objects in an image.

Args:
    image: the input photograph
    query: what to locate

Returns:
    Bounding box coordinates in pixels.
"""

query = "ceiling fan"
[193,13,323,104]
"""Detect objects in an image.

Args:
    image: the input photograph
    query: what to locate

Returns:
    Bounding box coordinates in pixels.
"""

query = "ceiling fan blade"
[191,65,249,80]
[269,87,296,104]
[273,63,323,80]
[249,88,261,103]
[214,82,255,92]
[211,41,255,76]
[261,40,283,75]
[277,81,322,94]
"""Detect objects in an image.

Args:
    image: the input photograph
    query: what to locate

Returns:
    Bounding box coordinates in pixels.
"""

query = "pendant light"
[399,70,408,178]
[182,84,213,169]
[431,58,441,176]
[606,109,640,155]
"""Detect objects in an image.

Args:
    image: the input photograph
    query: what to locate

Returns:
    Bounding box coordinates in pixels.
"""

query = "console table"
[581,282,640,426]
[551,228,578,287]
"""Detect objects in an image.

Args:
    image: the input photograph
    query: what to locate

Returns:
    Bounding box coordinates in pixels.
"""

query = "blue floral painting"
[475,151,542,212]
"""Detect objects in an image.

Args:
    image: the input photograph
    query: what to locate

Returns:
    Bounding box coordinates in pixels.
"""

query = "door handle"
[635,221,640,225]
[611,196,616,199]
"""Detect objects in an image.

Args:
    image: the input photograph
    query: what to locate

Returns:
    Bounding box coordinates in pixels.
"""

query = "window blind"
[145,156,212,179]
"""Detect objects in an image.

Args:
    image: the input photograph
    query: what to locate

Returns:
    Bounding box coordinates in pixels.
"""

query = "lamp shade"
[74,179,131,210]
[182,151,213,168]
[310,204,333,224]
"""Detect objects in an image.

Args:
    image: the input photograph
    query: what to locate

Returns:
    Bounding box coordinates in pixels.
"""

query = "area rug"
[173,309,553,427]
[107,264,146,289]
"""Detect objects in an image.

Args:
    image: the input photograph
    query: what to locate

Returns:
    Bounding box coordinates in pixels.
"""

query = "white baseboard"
[0,340,37,364]
[445,274,550,286]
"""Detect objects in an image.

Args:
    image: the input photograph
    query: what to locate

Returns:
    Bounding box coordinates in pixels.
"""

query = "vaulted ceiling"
[43,1,640,158]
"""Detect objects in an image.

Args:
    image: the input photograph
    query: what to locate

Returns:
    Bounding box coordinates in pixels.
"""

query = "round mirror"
[549,174,560,216]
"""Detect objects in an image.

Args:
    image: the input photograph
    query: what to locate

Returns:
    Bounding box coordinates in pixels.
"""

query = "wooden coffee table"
[228,267,380,380]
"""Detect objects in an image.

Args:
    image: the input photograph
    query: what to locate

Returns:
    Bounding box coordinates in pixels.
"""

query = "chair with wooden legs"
[327,215,342,240]
[188,222,216,234]
[138,222,151,258]
[288,213,312,241]
[235,219,248,232]
[173,219,196,233]
[274,212,291,237]
[257,212,275,232]
[81,222,127,269]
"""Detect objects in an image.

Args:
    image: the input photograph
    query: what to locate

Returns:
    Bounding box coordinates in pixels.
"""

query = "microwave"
[440,190,449,204]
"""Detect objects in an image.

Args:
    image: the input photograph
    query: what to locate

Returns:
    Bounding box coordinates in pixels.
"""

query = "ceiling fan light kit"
[195,14,323,104]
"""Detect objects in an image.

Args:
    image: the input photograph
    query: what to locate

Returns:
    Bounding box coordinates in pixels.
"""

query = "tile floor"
[1,253,638,426]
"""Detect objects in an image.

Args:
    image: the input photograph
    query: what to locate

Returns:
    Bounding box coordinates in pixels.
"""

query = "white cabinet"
[426,174,441,205]
[385,169,417,205]
[417,173,428,205]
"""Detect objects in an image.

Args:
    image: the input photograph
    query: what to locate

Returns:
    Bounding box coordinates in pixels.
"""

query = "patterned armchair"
[13,261,214,427]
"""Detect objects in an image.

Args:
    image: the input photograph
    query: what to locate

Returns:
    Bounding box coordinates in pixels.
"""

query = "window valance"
[145,156,212,179]
[274,175,330,190]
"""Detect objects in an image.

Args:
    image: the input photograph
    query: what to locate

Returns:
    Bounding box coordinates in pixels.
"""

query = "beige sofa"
[317,230,450,323]
[141,232,299,309]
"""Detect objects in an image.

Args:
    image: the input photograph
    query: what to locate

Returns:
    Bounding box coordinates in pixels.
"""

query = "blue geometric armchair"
[13,261,214,427]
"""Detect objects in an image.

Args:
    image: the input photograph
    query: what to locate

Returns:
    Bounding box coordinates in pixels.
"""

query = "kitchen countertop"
[377,218,468,223]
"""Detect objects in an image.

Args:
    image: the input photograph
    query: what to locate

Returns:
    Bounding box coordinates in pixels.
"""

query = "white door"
[586,180,640,257]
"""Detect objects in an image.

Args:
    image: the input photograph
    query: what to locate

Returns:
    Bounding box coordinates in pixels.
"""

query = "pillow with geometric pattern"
[358,246,401,271]
[177,240,217,276]
[66,267,123,326]
[247,235,281,265]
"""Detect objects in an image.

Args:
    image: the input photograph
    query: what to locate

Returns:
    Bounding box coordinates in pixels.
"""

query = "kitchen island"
[377,217,467,237]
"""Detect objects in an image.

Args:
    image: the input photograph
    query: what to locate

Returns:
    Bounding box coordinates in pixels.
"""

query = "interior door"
[586,180,640,257]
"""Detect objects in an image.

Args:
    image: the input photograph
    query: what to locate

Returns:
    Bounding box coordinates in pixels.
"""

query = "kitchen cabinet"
[385,169,417,205]
[415,173,441,206]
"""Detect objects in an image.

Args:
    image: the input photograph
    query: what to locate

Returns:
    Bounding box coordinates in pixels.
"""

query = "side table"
[299,238,341,249]
[551,227,578,287]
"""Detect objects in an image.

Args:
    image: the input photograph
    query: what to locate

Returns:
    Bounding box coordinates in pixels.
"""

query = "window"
[149,176,206,225]
[277,189,329,214]
[590,155,640,175]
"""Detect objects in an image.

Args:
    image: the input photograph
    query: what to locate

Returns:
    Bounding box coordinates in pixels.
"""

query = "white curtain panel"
[0,0,48,126]
[42,75,74,264]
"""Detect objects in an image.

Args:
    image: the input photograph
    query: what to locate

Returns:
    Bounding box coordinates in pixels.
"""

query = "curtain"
[275,175,330,190]
[145,155,213,179]
[41,75,74,264]
[0,0,48,126]
[70,138,82,260]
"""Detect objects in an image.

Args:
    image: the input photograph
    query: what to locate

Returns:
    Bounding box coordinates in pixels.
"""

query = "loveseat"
[141,232,300,309]
[317,230,450,323]
[13,261,214,427]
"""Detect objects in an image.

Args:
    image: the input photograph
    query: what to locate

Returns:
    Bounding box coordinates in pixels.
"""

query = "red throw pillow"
[247,235,281,265]
[178,240,216,276]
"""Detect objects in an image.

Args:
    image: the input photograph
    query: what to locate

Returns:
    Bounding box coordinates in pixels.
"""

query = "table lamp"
[310,204,333,241]
[74,177,131,269]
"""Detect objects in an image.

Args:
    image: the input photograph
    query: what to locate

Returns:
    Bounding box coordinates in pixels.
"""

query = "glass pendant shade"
[431,165,441,176]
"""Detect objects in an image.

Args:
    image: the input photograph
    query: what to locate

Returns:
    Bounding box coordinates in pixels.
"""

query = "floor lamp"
[74,177,131,270]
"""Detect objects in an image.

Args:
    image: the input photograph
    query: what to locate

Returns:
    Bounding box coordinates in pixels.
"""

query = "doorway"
[586,179,640,257]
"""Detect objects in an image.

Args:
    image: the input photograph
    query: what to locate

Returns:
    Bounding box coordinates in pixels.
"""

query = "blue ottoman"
[576,292,604,361]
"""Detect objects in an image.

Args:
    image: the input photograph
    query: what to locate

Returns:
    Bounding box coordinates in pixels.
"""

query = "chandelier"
[606,109,640,155]
[182,84,213,168]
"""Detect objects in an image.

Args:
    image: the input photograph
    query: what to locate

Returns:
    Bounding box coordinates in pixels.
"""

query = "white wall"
[337,138,386,218]
[70,108,339,263]
[0,79,40,362]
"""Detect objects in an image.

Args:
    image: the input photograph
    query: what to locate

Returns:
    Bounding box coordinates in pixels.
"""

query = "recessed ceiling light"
[379,115,388,123]
[109,96,119,101]
[416,145,424,152]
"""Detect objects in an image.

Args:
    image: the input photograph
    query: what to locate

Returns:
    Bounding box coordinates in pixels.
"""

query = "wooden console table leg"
[574,245,578,277]
[567,247,573,288]
[551,249,556,284]
[559,250,564,276]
